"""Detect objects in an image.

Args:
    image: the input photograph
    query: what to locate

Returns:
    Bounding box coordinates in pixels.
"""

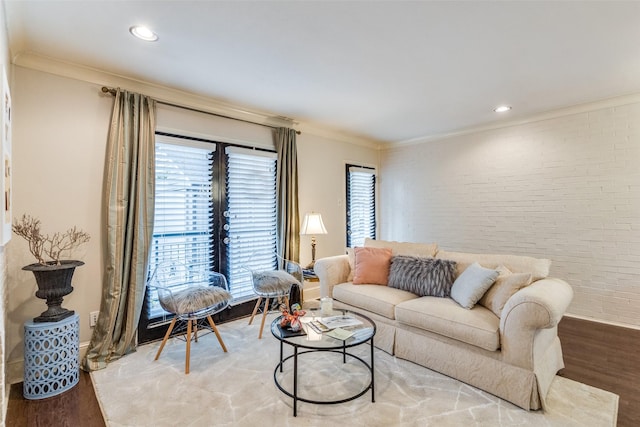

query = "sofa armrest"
[499,277,573,369]
[314,255,350,298]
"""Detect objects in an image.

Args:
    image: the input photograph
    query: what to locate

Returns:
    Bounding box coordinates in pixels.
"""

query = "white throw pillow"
[450,262,499,309]
[479,265,532,317]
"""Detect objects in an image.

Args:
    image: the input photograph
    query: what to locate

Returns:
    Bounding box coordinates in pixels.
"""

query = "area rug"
[91,313,618,427]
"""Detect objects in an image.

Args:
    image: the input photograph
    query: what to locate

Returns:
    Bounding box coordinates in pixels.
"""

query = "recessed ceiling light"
[494,105,512,113]
[129,25,158,42]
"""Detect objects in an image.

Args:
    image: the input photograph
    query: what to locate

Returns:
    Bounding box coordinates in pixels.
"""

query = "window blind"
[224,147,278,300]
[346,165,377,248]
[146,138,216,319]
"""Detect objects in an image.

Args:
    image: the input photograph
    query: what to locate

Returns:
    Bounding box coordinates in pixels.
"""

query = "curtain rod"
[101,86,301,135]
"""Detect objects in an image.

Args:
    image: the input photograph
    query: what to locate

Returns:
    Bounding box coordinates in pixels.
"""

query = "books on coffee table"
[307,320,330,334]
[325,327,355,340]
[318,315,363,330]
[306,314,363,335]
[277,323,306,338]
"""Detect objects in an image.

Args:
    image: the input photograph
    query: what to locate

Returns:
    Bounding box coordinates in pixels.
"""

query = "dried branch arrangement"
[12,214,91,265]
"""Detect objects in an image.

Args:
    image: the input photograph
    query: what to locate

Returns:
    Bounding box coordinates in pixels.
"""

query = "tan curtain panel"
[275,128,300,262]
[82,89,156,371]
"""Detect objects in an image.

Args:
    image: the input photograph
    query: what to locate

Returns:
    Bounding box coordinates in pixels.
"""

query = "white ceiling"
[5,1,640,143]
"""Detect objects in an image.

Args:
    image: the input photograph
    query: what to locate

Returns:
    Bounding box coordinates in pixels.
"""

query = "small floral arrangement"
[279,303,306,331]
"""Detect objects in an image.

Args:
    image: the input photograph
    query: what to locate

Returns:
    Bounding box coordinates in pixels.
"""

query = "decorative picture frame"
[1,66,11,245]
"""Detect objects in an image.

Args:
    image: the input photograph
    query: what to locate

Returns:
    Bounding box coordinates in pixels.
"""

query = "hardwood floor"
[558,316,640,427]
[6,370,104,427]
[5,316,638,426]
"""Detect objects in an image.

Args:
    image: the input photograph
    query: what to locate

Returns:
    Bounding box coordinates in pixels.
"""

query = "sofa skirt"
[332,299,566,410]
[394,327,542,410]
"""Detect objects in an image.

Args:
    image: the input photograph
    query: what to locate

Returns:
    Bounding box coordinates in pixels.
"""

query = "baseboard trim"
[7,341,91,384]
[564,313,640,331]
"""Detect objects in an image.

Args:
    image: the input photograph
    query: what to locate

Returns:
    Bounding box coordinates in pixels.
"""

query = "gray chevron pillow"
[388,256,457,297]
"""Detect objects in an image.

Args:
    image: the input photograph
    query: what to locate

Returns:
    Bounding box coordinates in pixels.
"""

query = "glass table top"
[271,308,376,350]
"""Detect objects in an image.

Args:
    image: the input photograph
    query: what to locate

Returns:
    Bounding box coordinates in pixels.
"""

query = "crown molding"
[12,51,383,149]
[386,92,640,149]
[297,120,384,149]
[12,51,294,128]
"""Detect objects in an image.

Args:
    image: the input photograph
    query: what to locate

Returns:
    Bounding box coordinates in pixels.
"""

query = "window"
[147,139,216,320]
[224,146,278,300]
[139,134,278,342]
[346,164,376,247]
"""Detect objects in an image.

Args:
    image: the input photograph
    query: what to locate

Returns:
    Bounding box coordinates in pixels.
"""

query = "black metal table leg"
[271,312,377,417]
[293,345,298,416]
[370,338,375,402]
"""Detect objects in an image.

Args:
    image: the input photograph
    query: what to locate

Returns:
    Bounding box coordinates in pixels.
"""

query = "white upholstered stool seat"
[245,254,302,338]
[150,262,231,374]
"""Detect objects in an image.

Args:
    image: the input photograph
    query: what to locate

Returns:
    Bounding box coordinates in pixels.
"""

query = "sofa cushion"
[333,282,419,320]
[479,266,532,317]
[353,246,392,285]
[365,238,438,258]
[388,256,457,297]
[450,262,499,309]
[395,297,501,351]
[436,250,551,281]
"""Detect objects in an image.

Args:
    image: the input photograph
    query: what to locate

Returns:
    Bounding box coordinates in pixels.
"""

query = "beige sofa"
[314,239,573,410]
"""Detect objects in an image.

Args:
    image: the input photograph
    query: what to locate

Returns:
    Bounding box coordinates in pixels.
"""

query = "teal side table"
[23,313,80,399]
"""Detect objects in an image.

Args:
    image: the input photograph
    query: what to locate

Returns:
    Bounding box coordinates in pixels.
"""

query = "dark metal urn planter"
[23,260,84,323]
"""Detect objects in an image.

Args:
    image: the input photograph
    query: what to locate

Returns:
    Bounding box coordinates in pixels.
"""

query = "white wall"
[5,65,380,381]
[297,134,379,266]
[0,0,12,421]
[381,102,640,328]
[6,66,111,382]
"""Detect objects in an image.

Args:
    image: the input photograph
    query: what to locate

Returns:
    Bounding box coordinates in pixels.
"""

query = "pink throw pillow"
[353,247,392,285]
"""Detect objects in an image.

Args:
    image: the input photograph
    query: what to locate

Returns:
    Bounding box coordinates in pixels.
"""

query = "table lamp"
[300,212,328,269]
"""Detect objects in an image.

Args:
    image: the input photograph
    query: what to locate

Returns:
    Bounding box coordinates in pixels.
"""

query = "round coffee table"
[271,309,376,416]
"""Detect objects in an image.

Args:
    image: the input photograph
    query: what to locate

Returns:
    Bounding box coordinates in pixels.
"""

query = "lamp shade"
[300,212,328,235]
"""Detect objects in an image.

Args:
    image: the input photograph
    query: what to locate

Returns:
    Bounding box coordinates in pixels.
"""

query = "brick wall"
[381,102,640,327]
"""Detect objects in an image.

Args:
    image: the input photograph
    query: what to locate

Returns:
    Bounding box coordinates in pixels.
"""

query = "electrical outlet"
[90,311,99,327]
